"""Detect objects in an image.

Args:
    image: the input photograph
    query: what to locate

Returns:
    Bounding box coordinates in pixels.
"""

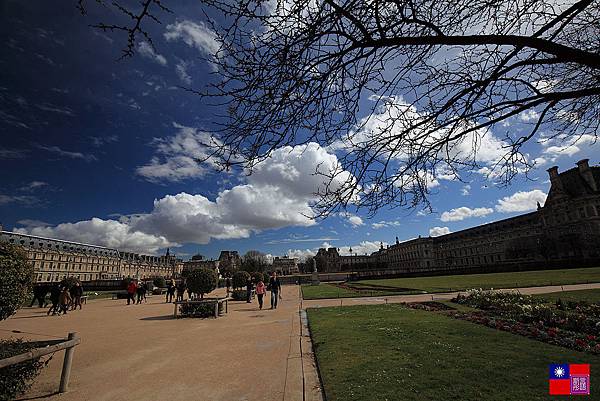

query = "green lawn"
[356,266,600,293]
[301,283,414,300]
[535,288,600,304]
[308,304,600,401]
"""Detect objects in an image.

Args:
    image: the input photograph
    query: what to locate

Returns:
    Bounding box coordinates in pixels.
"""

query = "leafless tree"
[79,0,600,216]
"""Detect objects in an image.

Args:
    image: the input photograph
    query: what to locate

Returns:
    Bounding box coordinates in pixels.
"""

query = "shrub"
[186,268,218,299]
[153,277,166,288]
[0,339,44,401]
[231,289,248,301]
[179,301,223,318]
[251,271,264,284]
[232,271,251,289]
[0,244,34,321]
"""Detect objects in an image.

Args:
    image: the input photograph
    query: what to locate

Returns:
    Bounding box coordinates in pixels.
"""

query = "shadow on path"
[139,315,174,321]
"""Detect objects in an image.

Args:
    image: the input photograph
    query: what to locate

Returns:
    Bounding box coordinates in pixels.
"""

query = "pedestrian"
[176,280,186,302]
[127,280,137,305]
[166,279,176,303]
[246,277,253,303]
[269,272,282,309]
[47,284,61,316]
[142,282,149,302]
[30,284,48,308]
[136,282,146,304]
[255,278,266,310]
[225,277,231,295]
[69,283,78,310]
[72,282,83,310]
[58,286,72,315]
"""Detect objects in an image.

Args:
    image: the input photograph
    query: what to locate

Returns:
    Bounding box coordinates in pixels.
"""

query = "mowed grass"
[301,283,414,300]
[535,288,600,304]
[308,304,600,401]
[357,266,600,293]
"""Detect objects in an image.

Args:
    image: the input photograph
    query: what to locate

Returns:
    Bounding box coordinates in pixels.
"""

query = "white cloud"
[90,135,119,147]
[164,20,220,70]
[440,206,494,222]
[175,61,192,85]
[347,215,364,227]
[15,218,172,254]
[137,41,167,66]
[286,248,316,261]
[338,240,386,256]
[38,145,97,162]
[520,109,540,122]
[0,195,39,206]
[461,184,471,196]
[429,226,451,237]
[136,123,221,182]
[495,189,547,213]
[16,219,51,228]
[18,181,48,192]
[538,133,598,163]
[22,142,357,254]
[371,220,401,229]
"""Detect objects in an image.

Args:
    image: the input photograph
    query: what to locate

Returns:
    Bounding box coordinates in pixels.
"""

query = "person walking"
[30,284,48,308]
[246,277,253,303]
[176,280,186,302]
[47,284,61,316]
[225,277,231,296]
[255,278,266,310]
[142,281,149,302]
[136,281,146,304]
[127,280,137,305]
[72,282,84,310]
[269,272,282,309]
[166,279,176,303]
[58,287,72,315]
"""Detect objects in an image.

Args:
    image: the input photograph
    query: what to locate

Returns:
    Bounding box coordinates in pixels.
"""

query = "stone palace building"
[0,229,183,282]
[316,159,600,275]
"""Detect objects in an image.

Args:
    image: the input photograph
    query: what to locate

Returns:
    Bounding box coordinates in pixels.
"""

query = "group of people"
[126,280,149,305]
[241,271,282,310]
[35,282,84,316]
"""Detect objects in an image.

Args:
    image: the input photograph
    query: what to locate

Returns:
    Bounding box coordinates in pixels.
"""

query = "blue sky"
[1,1,597,261]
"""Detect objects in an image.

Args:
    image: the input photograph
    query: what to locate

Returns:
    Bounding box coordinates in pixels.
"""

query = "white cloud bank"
[440,206,494,222]
[429,226,451,237]
[18,141,356,254]
[137,41,167,66]
[495,189,547,213]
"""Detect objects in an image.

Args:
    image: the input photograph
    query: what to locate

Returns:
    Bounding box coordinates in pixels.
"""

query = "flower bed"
[452,289,600,354]
[405,301,456,312]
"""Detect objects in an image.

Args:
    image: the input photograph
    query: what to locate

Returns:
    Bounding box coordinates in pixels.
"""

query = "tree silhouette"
[79,0,600,215]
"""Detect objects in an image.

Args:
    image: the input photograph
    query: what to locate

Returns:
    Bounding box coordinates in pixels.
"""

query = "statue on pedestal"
[311,258,320,285]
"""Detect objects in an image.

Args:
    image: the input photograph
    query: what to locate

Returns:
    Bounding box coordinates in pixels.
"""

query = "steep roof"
[548,165,600,200]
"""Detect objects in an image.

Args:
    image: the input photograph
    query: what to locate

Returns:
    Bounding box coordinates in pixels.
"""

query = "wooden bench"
[80,295,88,304]
[173,297,230,318]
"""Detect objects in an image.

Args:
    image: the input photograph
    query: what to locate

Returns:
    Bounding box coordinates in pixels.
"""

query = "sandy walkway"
[1,286,322,401]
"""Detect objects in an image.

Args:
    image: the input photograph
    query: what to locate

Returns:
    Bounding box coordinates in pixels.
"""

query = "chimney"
[577,159,597,191]
[547,166,564,192]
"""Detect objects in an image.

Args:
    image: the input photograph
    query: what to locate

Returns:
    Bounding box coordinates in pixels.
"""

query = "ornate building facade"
[0,230,183,282]
[182,254,220,276]
[320,159,600,275]
[271,256,299,275]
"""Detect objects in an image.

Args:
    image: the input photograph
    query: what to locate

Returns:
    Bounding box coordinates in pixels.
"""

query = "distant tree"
[186,268,218,299]
[241,250,269,273]
[0,245,34,321]
[250,271,264,284]
[60,276,79,290]
[153,277,166,288]
[80,0,600,214]
[232,271,251,290]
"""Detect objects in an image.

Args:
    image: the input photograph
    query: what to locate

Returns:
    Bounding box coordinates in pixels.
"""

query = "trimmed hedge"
[179,301,224,318]
[231,289,248,301]
[0,244,33,321]
[0,339,44,401]
[232,271,250,289]
[153,277,166,288]
[187,268,218,299]
[251,271,264,284]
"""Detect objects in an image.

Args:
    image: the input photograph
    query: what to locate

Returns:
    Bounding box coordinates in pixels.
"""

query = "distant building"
[0,231,182,282]
[316,159,600,275]
[182,254,220,276]
[271,256,298,275]
[217,250,241,276]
